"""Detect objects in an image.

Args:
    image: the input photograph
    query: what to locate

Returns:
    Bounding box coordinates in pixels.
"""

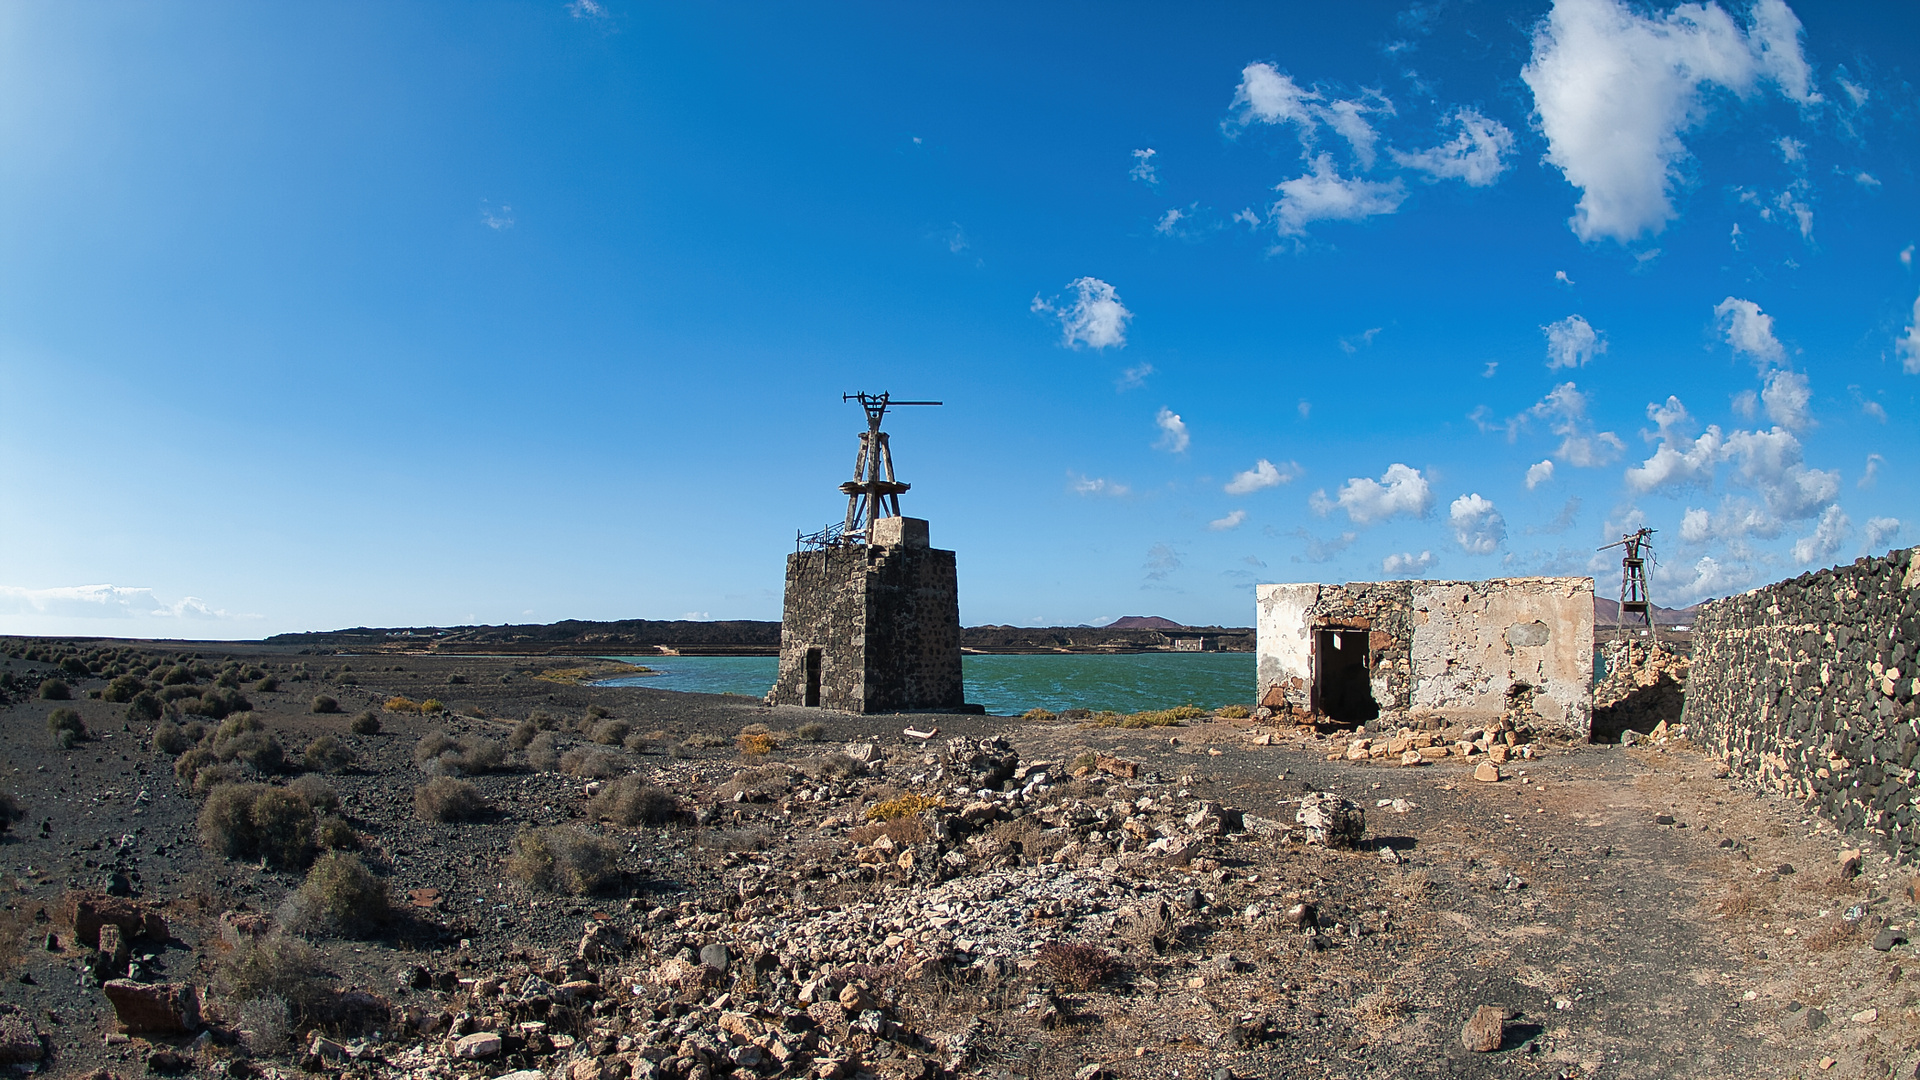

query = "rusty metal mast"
[796,392,942,550]
[1597,527,1658,647]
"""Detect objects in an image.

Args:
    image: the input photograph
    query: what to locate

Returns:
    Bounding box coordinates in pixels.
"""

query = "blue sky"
[0,0,1914,637]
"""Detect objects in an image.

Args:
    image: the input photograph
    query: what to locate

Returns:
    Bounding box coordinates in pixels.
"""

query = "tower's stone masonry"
[767,517,964,714]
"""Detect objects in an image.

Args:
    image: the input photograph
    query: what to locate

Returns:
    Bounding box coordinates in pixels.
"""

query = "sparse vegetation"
[39,679,71,701]
[559,746,624,779]
[1089,704,1206,729]
[384,696,426,714]
[1036,941,1122,990]
[1216,704,1252,719]
[311,695,341,714]
[349,711,381,735]
[507,826,621,895]
[413,730,505,776]
[214,935,329,1023]
[589,776,680,826]
[866,793,944,821]
[47,707,87,748]
[847,817,929,847]
[1021,708,1060,722]
[591,719,632,745]
[796,721,828,742]
[302,735,353,774]
[283,852,389,937]
[198,782,320,868]
[414,776,488,822]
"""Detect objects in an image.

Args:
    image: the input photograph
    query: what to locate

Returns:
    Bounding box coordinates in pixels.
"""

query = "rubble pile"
[1330,720,1537,768]
[1592,639,1690,742]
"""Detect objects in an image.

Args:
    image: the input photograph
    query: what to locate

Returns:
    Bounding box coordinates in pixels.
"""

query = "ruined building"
[1255,576,1595,739]
[765,394,967,714]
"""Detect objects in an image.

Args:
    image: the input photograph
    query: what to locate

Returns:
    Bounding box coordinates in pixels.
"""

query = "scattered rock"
[699,942,731,973]
[1837,849,1863,880]
[1473,761,1501,783]
[1296,792,1364,848]
[102,980,200,1035]
[1871,928,1908,952]
[61,892,167,950]
[1460,1005,1508,1052]
[0,1004,46,1065]
[453,1031,502,1059]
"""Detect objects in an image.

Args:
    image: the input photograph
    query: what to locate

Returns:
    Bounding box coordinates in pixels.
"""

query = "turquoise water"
[597,652,1257,716]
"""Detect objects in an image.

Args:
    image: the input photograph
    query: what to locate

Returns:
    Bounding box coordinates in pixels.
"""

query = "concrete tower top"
[871,517,930,549]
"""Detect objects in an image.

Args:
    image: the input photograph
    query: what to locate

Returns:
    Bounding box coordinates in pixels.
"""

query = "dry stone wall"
[1685,547,1920,860]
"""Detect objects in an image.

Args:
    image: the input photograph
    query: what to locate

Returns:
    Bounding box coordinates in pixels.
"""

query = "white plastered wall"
[1409,576,1593,736]
[1255,583,1318,700]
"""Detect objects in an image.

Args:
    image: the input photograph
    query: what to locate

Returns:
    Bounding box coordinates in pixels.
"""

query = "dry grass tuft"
[848,817,930,847]
[1036,941,1122,991]
[866,793,944,821]
[507,826,621,895]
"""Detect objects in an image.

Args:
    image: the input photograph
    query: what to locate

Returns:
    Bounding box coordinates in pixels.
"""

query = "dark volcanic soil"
[0,640,1916,1080]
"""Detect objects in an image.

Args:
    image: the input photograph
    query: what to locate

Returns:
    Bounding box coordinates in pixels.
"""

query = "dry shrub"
[508,827,621,895]
[560,746,624,779]
[716,765,793,803]
[288,774,339,815]
[215,934,329,1023]
[1118,902,1174,954]
[590,776,680,826]
[152,720,195,755]
[737,732,776,757]
[1216,704,1252,719]
[1020,708,1059,722]
[209,715,286,773]
[847,817,929,847]
[47,707,87,749]
[310,695,340,714]
[1804,920,1860,952]
[1036,941,1121,990]
[302,736,352,774]
[385,696,425,714]
[1393,868,1433,905]
[349,711,381,735]
[796,722,827,742]
[866,793,944,821]
[414,777,488,822]
[622,732,665,754]
[682,732,730,749]
[413,730,505,776]
[0,904,32,979]
[282,852,389,938]
[798,753,863,780]
[591,720,632,746]
[1352,989,1409,1031]
[695,827,771,852]
[1714,890,1758,918]
[510,720,539,748]
[525,732,561,770]
[236,996,292,1054]
[0,790,21,833]
[198,783,317,869]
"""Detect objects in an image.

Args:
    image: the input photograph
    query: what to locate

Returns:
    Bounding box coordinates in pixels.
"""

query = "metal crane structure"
[1597,527,1659,647]
[796,392,942,550]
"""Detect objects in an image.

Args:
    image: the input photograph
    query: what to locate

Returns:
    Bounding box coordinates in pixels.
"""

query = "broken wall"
[1256,576,1594,738]
[1684,548,1920,860]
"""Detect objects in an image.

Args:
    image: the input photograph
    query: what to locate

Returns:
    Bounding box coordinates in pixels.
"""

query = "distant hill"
[1594,597,1705,627]
[1102,615,1186,630]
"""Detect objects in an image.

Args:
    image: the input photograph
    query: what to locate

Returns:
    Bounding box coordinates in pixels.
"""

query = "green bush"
[349,711,380,735]
[161,665,194,686]
[284,852,389,937]
[103,675,144,703]
[208,716,286,773]
[310,695,340,715]
[589,776,680,826]
[126,691,163,724]
[39,679,70,701]
[60,657,91,679]
[302,736,352,774]
[47,707,87,748]
[197,783,317,868]
[414,776,488,822]
[152,720,195,755]
[184,688,253,720]
[507,826,621,895]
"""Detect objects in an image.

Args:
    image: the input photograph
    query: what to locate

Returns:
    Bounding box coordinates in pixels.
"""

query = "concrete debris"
[1295,792,1364,848]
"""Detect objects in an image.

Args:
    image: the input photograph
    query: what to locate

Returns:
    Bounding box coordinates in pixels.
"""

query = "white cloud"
[1626,397,1723,492]
[1297,399,1311,419]
[1731,388,1758,420]
[1525,460,1556,489]
[1554,270,1575,285]
[1311,463,1433,525]
[1339,327,1382,353]
[1714,296,1787,368]
[1521,0,1817,243]
[1529,382,1625,467]
[1775,136,1805,163]
[1382,550,1437,575]
[1898,292,1920,375]
[1791,503,1850,565]
[1722,426,1840,523]
[566,0,607,18]
[1680,507,1712,542]
[1543,314,1606,369]
[1231,208,1262,228]
[1761,368,1812,431]
[481,202,514,230]
[1116,363,1153,391]
[1231,63,1320,129]
[1854,171,1880,187]
[1862,516,1901,555]
[1663,554,1754,603]
[1391,108,1515,186]
[1070,473,1130,497]
[1153,207,1195,236]
[1269,155,1407,236]
[1901,244,1914,269]
[1032,277,1133,350]
[1225,458,1299,495]
[1319,98,1386,169]
[1449,493,1507,554]
[1153,407,1190,453]
[0,584,245,623]
[1860,453,1882,489]
[1483,361,1499,378]
[1130,148,1159,186]
[1209,510,1248,531]
[1860,399,1887,423]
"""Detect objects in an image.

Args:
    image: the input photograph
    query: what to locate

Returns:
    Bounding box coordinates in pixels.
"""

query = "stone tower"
[766,394,966,714]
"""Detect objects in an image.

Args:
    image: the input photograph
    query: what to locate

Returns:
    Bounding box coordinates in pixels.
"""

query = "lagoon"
[597,652,1256,716]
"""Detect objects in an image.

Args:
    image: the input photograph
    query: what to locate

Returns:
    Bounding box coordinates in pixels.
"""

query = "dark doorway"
[803,648,822,707]
[1314,628,1378,724]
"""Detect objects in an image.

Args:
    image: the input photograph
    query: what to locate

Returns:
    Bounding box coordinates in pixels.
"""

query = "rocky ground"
[1,640,1917,1080]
